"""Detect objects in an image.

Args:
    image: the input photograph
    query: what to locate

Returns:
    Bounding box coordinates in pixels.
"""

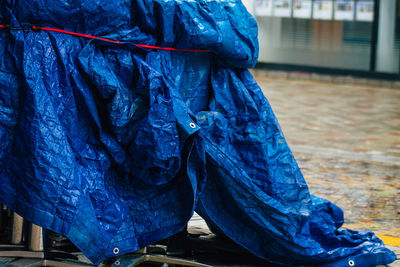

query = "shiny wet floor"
[188,77,400,266]
[257,76,400,241]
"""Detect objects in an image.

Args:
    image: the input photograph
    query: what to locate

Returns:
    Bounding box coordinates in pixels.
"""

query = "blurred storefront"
[243,0,400,79]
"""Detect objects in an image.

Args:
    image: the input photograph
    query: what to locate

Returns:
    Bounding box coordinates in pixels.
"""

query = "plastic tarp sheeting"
[0,0,396,266]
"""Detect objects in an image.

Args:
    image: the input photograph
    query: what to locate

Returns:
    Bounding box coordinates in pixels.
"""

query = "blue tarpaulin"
[0,0,396,266]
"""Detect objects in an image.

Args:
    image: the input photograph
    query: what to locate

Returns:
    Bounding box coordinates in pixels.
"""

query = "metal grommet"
[114,260,120,266]
[113,247,119,255]
[349,260,355,266]
[189,122,196,129]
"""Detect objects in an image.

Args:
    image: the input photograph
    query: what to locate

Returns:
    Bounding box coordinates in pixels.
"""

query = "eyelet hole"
[113,247,119,255]
[349,260,355,266]
[189,122,196,129]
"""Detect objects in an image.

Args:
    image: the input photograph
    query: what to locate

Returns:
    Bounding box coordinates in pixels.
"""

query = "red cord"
[0,24,210,52]
[32,26,122,44]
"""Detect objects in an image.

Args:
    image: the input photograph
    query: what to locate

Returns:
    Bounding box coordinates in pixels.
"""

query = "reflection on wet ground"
[297,153,400,236]
[258,77,400,239]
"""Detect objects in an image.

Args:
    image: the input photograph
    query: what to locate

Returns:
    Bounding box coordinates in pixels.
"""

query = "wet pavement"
[257,76,400,266]
[188,76,400,266]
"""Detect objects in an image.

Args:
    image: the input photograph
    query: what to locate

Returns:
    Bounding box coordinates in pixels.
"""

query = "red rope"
[32,25,123,44]
[0,24,211,52]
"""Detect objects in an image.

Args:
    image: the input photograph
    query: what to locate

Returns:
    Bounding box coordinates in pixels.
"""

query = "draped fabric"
[0,1,395,266]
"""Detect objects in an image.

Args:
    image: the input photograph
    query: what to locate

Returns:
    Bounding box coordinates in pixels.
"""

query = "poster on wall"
[356,0,374,22]
[313,0,333,20]
[293,0,312,19]
[334,0,355,21]
[273,0,292,17]
[255,0,273,16]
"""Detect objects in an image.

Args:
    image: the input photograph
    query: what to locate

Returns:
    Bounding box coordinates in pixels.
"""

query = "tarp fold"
[0,0,395,266]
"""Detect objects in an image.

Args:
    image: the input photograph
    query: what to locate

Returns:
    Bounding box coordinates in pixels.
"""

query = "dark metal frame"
[369,0,380,71]
[0,207,212,267]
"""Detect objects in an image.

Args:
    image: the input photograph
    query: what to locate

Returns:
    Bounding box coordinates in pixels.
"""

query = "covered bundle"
[0,0,395,266]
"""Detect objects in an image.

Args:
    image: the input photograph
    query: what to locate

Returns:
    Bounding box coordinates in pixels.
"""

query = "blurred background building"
[243,0,400,79]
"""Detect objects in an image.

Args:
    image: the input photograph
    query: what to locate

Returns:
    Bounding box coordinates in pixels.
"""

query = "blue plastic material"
[0,1,396,266]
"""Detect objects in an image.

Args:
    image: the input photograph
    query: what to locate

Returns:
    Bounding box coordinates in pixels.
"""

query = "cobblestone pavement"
[257,76,400,266]
[189,77,400,266]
